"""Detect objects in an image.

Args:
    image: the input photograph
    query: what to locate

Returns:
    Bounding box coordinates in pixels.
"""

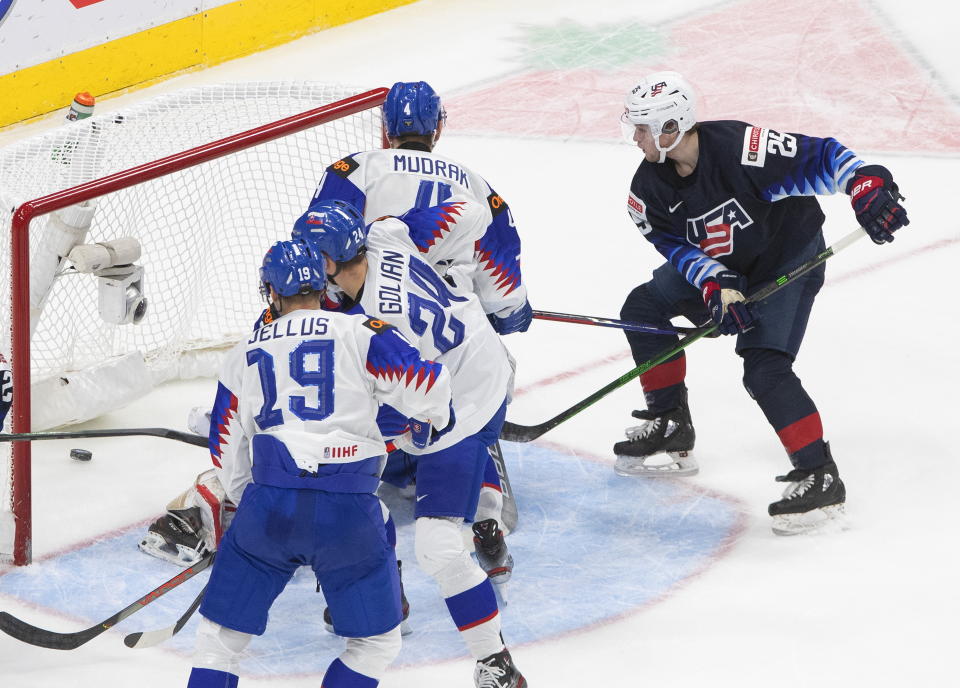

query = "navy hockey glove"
[488,300,533,335]
[408,403,456,449]
[701,270,755,336]
[847,164,909,244]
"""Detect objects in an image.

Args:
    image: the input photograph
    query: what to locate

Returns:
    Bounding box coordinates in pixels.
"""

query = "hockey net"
[0,82,387,564]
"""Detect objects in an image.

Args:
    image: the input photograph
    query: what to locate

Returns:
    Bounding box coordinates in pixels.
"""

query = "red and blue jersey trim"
[209,382,239,468]
[399,201,467,253]
[365,328,443,393]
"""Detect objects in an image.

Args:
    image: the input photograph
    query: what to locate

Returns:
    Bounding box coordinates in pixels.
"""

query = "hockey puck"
[70,448,92,462]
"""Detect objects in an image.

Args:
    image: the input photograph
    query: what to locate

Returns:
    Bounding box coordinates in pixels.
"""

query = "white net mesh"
[0,82,383,560]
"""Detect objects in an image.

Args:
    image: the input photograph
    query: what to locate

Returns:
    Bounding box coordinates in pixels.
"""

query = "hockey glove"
[488,300,533,335]
[847,164,909,244]
[701,270,755,335]
[408,403,456,449]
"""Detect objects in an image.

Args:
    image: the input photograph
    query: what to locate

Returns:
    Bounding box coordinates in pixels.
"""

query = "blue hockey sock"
[322,658,379,688]
[444,578,499,631]
[187,667,239,688]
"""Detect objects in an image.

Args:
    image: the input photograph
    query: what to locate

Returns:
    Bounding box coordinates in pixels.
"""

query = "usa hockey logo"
[650,81,667,96]
[686,199,753,258]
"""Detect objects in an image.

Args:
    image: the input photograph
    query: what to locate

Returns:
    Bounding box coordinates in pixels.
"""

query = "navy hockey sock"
[621,282,690,412]
[187,668,239,688]
[742,348,827,469]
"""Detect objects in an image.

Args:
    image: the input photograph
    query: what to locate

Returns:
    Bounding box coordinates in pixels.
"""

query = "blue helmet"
[259,240,326,298]
[292,200,366,263]
[383,81,445,138]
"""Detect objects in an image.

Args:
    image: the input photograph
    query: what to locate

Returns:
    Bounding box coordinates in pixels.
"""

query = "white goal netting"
[0,82,384,561]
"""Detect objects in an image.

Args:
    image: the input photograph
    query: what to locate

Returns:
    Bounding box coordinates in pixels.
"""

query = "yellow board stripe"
[0,0,416,128]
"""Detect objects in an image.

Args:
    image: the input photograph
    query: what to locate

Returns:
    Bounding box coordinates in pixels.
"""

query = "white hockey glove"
[187,406,212,437]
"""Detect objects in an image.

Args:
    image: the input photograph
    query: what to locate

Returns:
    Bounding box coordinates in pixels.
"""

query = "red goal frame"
[7,87,389,565]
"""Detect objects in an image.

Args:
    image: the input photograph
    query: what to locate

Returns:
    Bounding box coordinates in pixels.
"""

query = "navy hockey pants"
[620,234,831,469]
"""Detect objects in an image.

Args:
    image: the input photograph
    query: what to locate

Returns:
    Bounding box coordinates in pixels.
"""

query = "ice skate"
[768,447,846,535]
[323,560,411,635]
[472,518,514,583]
[138,507,208,567]
[613,397,697,477]
[474,647,526,688]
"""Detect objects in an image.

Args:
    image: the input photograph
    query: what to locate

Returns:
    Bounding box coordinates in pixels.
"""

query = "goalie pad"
[139,469,236,567]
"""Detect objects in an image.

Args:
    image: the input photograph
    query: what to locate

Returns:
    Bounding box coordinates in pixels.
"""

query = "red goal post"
[3,85,388,565]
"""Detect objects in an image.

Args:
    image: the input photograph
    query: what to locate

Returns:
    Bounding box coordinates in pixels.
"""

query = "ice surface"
[0,1,957,686]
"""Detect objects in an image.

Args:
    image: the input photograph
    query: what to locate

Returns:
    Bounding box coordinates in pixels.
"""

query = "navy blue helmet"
[383,81,445,138]
[292,200,366,263]
[259,240,326,298]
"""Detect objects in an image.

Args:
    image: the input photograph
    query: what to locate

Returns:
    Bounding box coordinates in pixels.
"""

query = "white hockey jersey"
[356,213,514,454]
[208,308,452,503]
[309,144,529,320]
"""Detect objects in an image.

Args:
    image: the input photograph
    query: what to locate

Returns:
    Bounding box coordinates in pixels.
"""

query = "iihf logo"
[686,199,753,258]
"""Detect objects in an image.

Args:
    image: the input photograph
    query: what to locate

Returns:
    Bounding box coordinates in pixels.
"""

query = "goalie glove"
[701,270,755,336]
[847,164,909,244]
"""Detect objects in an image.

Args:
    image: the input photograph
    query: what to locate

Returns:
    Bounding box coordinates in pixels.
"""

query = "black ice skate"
[138,507,208,567]
[613,396,697,477]
[474,647,526,688]
[323,560,411,635]
[472,518,514,583]
[768,447,846,535]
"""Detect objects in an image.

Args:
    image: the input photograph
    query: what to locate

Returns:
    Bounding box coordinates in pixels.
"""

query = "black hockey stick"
[0,427,207,448]
[123,582,207,649]
[533,309,700,336]
[0,553,214,650]
[501,227,868,443]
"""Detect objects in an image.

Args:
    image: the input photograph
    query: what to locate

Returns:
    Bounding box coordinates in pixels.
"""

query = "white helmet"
[621,71,697,162]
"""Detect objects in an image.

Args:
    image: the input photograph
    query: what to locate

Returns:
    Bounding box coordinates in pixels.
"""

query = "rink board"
[0,441,745,674]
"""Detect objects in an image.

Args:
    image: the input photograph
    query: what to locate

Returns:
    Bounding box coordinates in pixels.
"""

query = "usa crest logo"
[686,199,753,258]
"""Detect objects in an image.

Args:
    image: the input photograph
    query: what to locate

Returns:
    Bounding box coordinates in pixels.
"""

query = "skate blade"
[614,451,698,478]
[771,504,847,536]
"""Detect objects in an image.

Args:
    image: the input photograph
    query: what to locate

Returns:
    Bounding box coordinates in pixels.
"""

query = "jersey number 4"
[247,340,334,430]
[415,180,452,209]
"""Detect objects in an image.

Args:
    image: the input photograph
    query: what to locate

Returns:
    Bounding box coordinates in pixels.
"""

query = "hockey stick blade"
[501,227,869,443]
[0,553,214,650]
[0,427,207,448]
[123,583,206,649]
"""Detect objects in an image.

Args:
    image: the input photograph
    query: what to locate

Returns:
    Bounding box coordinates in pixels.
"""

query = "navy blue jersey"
[627,120,863,288]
